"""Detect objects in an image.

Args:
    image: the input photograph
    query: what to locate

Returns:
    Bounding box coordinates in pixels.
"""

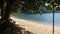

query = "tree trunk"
[1,0,5,19]
[0,0,22,34]
[4,0,19,20]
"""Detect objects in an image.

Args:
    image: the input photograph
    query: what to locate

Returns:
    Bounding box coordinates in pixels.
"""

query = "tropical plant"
[0,0,60,34]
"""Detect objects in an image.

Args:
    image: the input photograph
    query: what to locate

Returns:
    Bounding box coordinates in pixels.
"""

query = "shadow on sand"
[0,19,34,34]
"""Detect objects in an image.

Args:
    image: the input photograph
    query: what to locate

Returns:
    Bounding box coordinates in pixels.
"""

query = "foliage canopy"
[0,0,60,14]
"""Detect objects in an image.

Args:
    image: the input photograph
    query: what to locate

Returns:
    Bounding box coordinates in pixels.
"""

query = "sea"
[13,13,60,27]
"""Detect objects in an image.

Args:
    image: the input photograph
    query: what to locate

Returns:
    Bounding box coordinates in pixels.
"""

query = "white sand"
[11,17,60,34]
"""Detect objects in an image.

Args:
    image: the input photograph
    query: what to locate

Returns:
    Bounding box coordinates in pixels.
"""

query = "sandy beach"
[11,17,60,34]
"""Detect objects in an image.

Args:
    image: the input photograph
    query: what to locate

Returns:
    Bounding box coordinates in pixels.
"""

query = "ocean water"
[15,13,53,22]
[14,13,60,27]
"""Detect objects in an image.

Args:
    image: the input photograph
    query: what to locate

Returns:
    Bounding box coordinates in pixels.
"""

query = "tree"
[0,0,60,34]
[45,0,60,10]
[0,0,23,34]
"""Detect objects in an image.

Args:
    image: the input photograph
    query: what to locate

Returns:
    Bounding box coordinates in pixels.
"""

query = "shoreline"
[11,16,60,27]
[11,17,60,34]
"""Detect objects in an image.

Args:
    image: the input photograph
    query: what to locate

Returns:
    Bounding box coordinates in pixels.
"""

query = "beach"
[11,17,60,34]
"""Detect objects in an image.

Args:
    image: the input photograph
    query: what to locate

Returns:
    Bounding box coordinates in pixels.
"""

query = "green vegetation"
[0,0,60,34]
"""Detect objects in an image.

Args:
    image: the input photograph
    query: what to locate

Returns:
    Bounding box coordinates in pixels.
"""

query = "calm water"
[14,13,60,27]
